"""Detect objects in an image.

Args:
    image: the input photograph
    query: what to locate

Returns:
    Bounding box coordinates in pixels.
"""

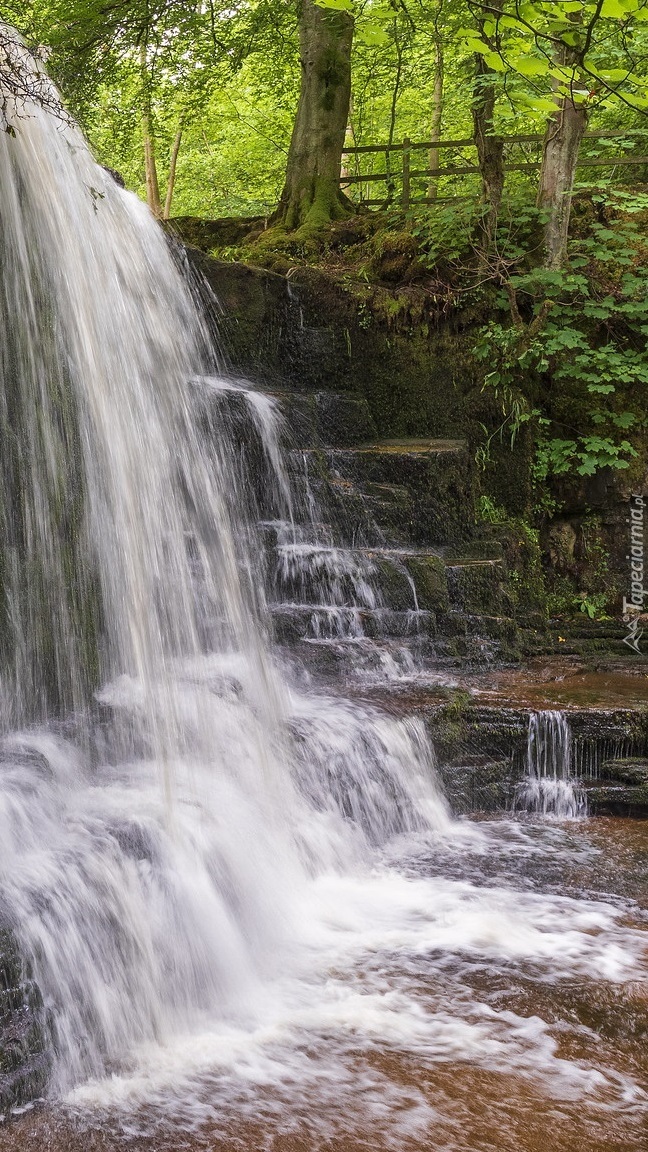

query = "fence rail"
[338,131,648,207]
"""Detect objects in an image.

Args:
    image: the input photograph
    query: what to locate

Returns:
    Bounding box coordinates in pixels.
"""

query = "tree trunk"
[472,53,504,251]
[427,40,444,202]
[163,125,183,221]
[275,0,354,231]
[471,2,504,252]
[537,87,588,268]
[340,95,355,182]
[140,45,162,218]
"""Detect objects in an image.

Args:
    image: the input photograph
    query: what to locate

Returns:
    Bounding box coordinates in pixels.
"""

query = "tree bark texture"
[537,82,588,268]
[140,46,162,218]
[427,40,444,201]
[163,125,183,220]
[472,53,504,251]
[471,1,504,252]
[276,0,354,230]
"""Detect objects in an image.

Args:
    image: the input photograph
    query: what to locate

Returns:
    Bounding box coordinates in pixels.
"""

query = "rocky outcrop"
[177,238,646,621]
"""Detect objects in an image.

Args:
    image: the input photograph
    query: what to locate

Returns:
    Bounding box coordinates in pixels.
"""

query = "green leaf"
[612,411,637,428]
[510,55,550,77]
[314,0,355,10]
[357,26,390,45]
[601,0,636,16]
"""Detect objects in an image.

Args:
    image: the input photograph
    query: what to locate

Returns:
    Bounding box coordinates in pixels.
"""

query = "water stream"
[0,29,646,1152]
[516,711,586,817]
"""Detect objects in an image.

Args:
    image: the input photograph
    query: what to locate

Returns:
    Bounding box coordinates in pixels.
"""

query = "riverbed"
[2,815,645,1152]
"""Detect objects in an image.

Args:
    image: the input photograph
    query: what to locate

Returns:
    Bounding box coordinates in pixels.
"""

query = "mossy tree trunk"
[276,0,354,231]
[537,57,588,268]
[471,3,504,253]
[427,40,444,202]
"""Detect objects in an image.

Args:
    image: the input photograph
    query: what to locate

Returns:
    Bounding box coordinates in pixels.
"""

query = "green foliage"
[467,189,648,480]
[460,0,648,118]
[575,590,610,619]
[408,200,481,266]
[476,494,508,523]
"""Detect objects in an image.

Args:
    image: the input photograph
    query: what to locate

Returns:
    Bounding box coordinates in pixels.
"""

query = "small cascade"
[515,711,586,817]
[255,429,425,649]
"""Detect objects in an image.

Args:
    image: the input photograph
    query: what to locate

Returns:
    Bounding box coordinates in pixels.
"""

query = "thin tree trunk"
[472,55,503,250]
[340,95,354,181]
[427,40,444,201]
[537,75,588,268]
[275,0,354,230]
[163,125,183,220]
[140,45,162,218]
[471,3,504,252]
[384,18,404,203]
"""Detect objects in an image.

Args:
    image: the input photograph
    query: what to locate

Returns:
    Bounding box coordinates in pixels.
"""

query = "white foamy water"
[0,27,646,1149]
[516,710,586,817]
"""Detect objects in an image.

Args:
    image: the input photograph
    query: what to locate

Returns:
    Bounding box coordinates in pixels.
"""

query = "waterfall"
[0,27,452,1094]
[515,711,586,817]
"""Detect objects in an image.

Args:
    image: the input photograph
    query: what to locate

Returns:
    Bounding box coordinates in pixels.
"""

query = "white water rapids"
[0,29,646,1149]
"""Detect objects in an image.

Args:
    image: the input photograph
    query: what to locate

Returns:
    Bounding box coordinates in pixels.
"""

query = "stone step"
[598,756,648,783]
[265,539,511,619]
[318,439,475,547]
[437,758,518,815]
[268,545,419,613]
[274,634,442,683]
[580,783,648,817]
[445,559,512,617]
[351,482,414,545]
[261,389,378,449]
[270,604,436,644]
[444,611,518,642]
[577,756,648,816]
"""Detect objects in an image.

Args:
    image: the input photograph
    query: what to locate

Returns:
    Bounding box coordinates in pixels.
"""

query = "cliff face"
[185,244,645,630]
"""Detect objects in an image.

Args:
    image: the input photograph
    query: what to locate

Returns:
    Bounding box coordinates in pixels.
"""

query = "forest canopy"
[3,1,648,598]
[2,1,648,260]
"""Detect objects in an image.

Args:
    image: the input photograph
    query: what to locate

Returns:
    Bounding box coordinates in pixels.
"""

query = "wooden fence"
[339,130,648,207]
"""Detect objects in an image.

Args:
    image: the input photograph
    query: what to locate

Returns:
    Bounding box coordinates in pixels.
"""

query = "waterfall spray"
[0,26,452,1094]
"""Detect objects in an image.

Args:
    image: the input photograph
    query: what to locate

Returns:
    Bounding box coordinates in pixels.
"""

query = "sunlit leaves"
[460,0,648,116]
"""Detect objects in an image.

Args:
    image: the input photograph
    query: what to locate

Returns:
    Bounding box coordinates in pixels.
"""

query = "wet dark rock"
[581,756,648,816]
[0,926,50,1115]
[102,166,125,188]
[179,243,648,611]
[324,439,475,547]
[403,555,449,614]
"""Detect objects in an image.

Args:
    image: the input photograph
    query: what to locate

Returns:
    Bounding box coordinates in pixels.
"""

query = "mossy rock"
[356,483,414,543]
[438,758,519,814]
[324,440,476,546]
[445,560,508,616]
[315,392,378,447]
[583,783,648,817]
[599,757,648,785]
[369,231,424,284]
[403,555,449,613]
[0,926,50,1113]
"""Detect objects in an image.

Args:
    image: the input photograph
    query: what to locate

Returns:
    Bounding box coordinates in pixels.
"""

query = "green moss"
[403,555,449,613]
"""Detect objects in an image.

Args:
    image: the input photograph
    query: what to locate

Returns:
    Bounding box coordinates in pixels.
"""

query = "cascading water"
[515,710,586,816]
[0,29,646,1152]
[0,26,452,1095]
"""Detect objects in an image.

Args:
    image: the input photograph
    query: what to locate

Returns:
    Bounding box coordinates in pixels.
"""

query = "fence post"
[402,137,411,208]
